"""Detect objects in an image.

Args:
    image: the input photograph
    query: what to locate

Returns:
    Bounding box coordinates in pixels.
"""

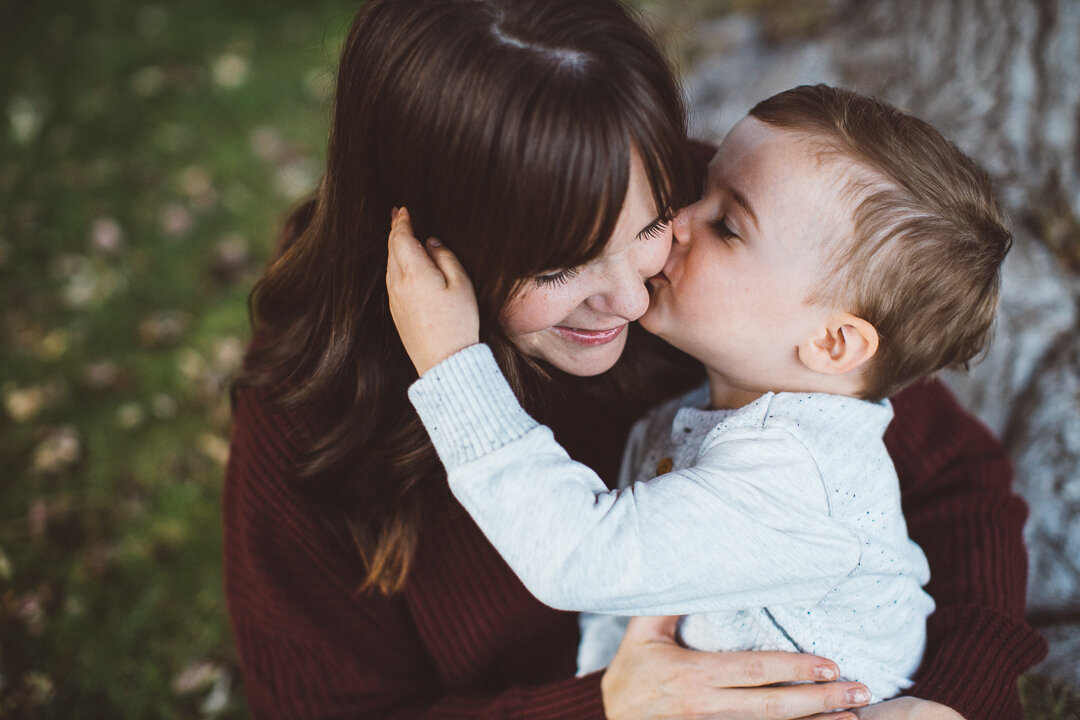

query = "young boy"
[385,84,1011,701]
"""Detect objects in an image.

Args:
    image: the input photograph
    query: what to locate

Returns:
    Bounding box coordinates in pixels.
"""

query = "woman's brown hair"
[235,0,695,593]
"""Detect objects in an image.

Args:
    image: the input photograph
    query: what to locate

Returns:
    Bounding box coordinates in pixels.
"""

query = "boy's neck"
[706,379,766,411]
[704,369,863,411]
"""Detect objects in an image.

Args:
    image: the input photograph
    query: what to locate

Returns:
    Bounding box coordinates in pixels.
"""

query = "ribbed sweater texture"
[224,372,1046,720]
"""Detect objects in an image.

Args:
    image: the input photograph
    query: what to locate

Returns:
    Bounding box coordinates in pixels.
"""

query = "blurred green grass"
[1,1,355,716]
[2,1,1077,718]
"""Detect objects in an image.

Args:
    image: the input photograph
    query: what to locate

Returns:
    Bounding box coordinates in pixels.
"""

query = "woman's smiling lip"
[552,324,627,345]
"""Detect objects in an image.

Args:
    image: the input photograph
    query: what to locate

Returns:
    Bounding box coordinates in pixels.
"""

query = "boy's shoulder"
[763,392,892,433]
[700,392,895,455]
[635,389,894,443]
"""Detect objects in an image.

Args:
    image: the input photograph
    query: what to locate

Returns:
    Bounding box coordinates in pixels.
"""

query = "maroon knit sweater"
[225,372,1046,720]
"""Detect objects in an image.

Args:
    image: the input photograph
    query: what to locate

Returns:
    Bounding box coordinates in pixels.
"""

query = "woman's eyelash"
[639,215,673,241]
[535,213,673,288]
[708,218,737,240]
[535,267,580,287]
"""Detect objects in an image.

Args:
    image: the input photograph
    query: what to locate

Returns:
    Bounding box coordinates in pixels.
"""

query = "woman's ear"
[798,313,879,376]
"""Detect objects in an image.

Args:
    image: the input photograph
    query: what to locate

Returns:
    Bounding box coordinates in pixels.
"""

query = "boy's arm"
[409,343,862,615]
[886,379,1047,720]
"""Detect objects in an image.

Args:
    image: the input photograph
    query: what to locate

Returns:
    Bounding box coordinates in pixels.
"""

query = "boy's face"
[641,117,856,400]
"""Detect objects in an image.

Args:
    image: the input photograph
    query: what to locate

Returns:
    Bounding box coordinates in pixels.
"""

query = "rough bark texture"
[678,0,1080,688]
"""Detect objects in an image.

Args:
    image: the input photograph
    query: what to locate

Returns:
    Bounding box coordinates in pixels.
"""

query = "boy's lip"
[648,271,670,286]
[552,324,627,345]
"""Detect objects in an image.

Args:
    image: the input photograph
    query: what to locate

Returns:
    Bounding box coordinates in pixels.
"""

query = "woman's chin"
[529,329,629,377]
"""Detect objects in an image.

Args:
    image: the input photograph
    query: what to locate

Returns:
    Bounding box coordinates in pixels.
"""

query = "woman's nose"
[587,265,652,320]
[610,280,651,320]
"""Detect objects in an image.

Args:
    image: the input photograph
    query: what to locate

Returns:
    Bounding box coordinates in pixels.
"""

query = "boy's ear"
[798,313,879,376]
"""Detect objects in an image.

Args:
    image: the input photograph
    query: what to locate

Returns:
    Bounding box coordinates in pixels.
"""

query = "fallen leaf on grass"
[5,386,45,422]
[172,660,222,695]
[211,53,249,90]
[197,432,230,467]
[160,203,194,238]
[31,425,82,474]
[81,359,121,390]
[138,311,189,348]
[89,216,125,253]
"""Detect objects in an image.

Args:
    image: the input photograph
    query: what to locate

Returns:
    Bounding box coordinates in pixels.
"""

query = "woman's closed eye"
[534,267,581,287]
[638,214,672,241]
[708,217,738,242]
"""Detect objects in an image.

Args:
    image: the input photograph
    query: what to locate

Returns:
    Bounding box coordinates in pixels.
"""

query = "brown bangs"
[376,2,693,322]
[460,68,636,312]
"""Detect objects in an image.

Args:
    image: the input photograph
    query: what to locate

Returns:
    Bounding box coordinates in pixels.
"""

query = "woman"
[224,1,1045,718]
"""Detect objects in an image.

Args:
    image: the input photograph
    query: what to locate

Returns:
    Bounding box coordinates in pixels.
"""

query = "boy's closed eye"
[708,217,739,242]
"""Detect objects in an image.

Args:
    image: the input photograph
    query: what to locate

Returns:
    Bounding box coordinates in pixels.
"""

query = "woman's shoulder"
[230,325,325,464]
[228,376,323,542]
[231,382,309,465]
[227,328,328,524]
[226,369,368,592]
[886,377,1002,464]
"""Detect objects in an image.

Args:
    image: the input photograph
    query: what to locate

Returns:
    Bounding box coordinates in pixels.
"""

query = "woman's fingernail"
[427,237,442,247]
[846,687,870,705]
[814,664,837,681]
[391,207,400,221]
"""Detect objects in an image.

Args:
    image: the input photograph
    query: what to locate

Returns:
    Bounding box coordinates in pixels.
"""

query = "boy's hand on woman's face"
[386,208,480,376]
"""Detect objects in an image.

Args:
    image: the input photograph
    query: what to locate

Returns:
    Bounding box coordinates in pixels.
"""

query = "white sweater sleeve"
[409,344,863,615]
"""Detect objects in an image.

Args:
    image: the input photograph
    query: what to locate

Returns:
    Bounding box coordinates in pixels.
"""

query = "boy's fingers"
[424,239,471,289]
[388,208,434,274]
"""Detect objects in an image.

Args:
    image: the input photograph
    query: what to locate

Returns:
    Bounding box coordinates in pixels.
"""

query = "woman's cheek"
[642,228,673,278]
[500,284,573,336]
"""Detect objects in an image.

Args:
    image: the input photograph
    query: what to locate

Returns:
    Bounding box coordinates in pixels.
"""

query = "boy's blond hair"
[749,84,1012,400]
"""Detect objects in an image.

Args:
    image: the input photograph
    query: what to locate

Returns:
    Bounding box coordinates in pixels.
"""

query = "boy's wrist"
[414,340,480,377]
[408,343,537,469]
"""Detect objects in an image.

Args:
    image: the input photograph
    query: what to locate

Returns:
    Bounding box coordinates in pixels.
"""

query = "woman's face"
[500,151,672,376]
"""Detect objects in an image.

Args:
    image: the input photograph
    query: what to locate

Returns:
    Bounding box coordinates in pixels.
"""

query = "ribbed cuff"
[520,671,607,720]
[904,606,1048,720]
[408,343,538,470]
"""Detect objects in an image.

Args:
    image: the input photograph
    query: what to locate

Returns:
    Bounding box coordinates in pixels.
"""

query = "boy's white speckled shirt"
[408,343,934,701]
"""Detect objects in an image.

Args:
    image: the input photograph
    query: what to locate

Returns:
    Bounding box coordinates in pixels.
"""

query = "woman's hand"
[601,616,872,720]
[386,207,480,376]
[853,697,965,720]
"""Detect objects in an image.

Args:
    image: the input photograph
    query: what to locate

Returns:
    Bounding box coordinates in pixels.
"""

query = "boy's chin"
[637,309,668,342]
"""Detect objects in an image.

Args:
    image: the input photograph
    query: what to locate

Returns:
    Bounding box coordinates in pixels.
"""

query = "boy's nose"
[671,208,692,245]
